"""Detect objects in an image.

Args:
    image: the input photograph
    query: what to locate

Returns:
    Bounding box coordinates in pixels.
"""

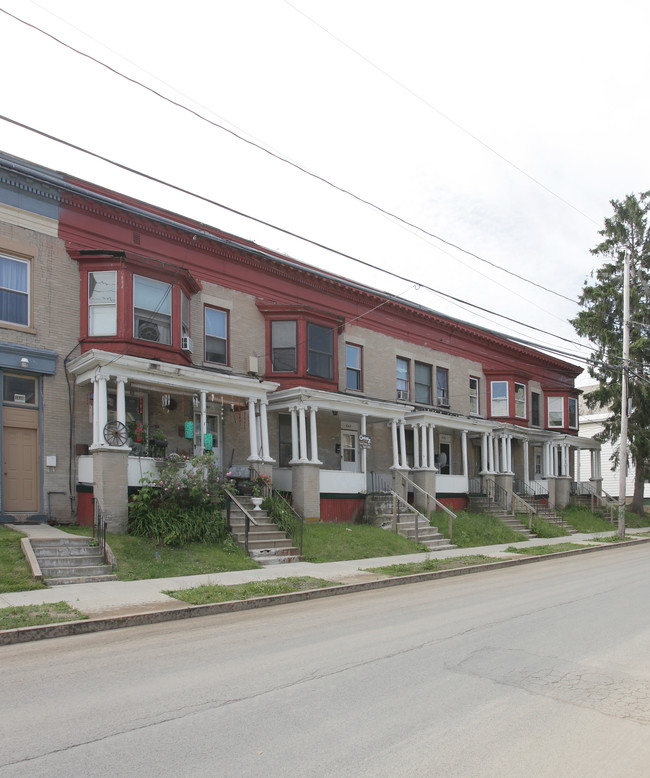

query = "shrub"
[127,452,235,546]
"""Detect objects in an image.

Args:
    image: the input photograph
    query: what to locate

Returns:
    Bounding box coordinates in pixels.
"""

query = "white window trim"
[568,397,578,429]
[548,396,564,428]
[469,376,480,415]
[490,380,509,417]
[514,382,527,419]
[0,252,31,329]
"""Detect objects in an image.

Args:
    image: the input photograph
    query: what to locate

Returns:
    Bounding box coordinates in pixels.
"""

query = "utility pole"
[618,250,630,539]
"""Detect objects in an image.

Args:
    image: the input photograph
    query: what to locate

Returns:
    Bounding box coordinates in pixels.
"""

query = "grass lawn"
[364,554,503,576]
[0,601,87,630]
[61,525,260,580]
[505,542,593,555]
[528,517,570,538]
[166,576,340,604]
[440,511,524,548]
[301,522,429,562]
[0,527,47,593]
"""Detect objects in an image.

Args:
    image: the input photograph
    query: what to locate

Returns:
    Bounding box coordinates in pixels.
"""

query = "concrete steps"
[229,499,303,565]
[30,537,117,586]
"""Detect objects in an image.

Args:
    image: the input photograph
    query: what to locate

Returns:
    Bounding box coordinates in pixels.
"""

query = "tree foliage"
[571,191,650,513]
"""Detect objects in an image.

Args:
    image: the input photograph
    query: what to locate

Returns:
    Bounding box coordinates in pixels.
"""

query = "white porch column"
[576,448,581,482]
[413,424,420,469]
[523,440,530,484]
[298,405,308,462]
[399,420,408,469]
[562,444,570,477]
[501,436,508,473]
[115,377,127,426]
[200,392,208,454]
[247,398,260,461]
[290,406,299,463]
[360,414,367,474]
[487,434,495,473]
[506,436,513,473]
[461,430,468,477]
[309,406,319,463]
[543,442,550,477]
[391,420,400,469]
[97,375,108,447]
[259,400,272,461]
[481,432,488,473]
[428,425,436,471]
[420,424,428,469]
[92,379,100,447]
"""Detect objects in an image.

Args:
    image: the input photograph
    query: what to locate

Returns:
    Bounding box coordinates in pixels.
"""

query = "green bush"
[127,452,234,546]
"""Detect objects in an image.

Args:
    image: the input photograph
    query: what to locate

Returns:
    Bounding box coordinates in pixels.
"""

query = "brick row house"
[0,152,602,530]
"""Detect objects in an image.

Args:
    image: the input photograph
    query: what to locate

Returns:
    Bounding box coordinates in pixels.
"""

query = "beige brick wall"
[0,219,80,521]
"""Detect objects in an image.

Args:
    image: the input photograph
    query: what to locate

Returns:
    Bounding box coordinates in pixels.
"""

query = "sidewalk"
[3,522,647,620]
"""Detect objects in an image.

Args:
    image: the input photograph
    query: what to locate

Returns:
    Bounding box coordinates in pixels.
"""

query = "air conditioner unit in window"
[437,396,449,407]
[181,336,194,353]
[396,389,408,400]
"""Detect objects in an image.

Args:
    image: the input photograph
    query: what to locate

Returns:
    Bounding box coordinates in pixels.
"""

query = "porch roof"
[266,386,412,422]
[67,349,279,402]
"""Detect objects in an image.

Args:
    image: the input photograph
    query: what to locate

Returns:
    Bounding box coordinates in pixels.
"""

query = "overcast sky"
[2,0,649,378]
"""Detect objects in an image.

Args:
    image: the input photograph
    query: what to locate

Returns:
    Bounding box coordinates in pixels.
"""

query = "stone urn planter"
[251,497,264,511]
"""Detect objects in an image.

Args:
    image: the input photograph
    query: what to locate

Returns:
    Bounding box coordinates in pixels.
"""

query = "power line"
[283,0,600,231]
[0,113,592,357]
[0,5,579,307]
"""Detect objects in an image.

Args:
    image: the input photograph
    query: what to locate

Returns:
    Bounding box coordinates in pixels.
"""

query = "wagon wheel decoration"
[103,420,128,447]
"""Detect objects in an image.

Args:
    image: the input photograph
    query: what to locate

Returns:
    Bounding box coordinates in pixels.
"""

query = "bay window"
[271,321,297,372]
[491,380,508,416]
[88,271,117,336]
[568,397,578,429]
[548,396,564,427]
[307,322,333,378]
[514,382,526,418]
[134,275,172,344]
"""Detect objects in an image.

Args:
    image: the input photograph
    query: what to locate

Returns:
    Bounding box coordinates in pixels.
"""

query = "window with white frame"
[469,376,479,414]
[396,357,409,399]
[346,344,362,390]
[0,254,29,327]
[133,275,172,344]
[205,306,228,364]
[548,396,564,427]
[568,397,578,429]
[88,271,117,336]
[415,362,432,405]
[514,382,526,418]
[271,320,297,372]
[491,380,508,416]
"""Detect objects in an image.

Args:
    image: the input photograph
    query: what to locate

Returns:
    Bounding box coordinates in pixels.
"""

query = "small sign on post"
[359,434,372,449]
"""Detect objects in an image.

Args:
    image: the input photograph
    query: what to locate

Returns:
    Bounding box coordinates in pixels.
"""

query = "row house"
[0,152,602,530]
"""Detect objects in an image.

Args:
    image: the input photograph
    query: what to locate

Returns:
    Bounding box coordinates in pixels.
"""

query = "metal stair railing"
[249,467,304,554]
[573,481,617,522]
[92,497,107,554]
[389,490,431,544]
[225,492,259,555]
[399,473,457,542]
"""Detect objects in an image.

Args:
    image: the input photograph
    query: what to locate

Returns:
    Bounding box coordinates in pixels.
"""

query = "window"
[133,275,171,344]
[469,377,479,414]
[548,396,564,427]
[0,254,29,327]
[181,292,190,340]
[346,344,362,390]
[307,322,334,378]
[271,321,297,372]
[88,271,117,336]
[531,392,540,426]
[568,397,578,429]
[205,307,228,364]
[491,381,508,416]
[396,357,409,399]
[437,367,449,407]
[415,362,432,405]
[3,374,37,405]
[514,382,526,418]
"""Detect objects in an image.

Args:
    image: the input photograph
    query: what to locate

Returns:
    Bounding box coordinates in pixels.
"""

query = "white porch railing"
[433,474,468,493]
[271,468,367,494]
[78,454,161,488]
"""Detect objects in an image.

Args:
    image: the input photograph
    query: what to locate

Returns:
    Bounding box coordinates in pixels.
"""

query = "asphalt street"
[2,542,650,776]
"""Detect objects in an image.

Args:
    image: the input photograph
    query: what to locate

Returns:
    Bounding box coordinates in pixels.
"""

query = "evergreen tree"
[572,192,650,515]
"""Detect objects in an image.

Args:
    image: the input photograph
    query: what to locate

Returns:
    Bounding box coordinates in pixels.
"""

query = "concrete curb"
[1,537,648,646]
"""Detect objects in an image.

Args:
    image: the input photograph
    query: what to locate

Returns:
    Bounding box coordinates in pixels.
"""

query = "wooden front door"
[3,407,39,512]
